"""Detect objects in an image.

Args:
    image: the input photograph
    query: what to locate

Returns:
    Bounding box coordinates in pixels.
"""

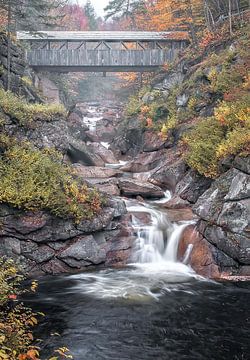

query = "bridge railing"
[25,49,175,68]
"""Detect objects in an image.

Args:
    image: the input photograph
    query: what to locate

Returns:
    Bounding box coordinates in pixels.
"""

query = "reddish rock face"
[178,225,223,279]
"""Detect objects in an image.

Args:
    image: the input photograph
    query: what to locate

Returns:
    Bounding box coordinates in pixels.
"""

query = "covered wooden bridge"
[17,31,189,72]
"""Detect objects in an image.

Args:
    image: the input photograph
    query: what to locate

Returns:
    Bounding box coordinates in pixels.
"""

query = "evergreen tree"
[0,0,66,31]
[104,0,145,24]
[84,0,97,30]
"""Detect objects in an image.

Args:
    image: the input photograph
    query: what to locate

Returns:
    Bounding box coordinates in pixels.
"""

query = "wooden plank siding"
[25,49,175,72]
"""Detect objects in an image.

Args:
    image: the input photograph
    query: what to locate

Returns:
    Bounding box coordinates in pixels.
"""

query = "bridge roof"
[17,31,189,42]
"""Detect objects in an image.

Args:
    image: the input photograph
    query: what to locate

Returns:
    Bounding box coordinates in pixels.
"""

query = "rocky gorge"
[0,28,249,282]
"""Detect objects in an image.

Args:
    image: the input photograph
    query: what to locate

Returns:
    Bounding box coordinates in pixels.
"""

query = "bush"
[0,89,67,127]
[0,142,104,222]
[0,258,39,359]
[184,95,250,178]
[183,117,225,177]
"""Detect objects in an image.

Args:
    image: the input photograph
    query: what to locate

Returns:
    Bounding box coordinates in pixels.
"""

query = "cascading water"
[127,202,194,267]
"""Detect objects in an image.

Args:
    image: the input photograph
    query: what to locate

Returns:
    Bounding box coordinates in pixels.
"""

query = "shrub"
[0,258,39,359]
[184,95,250,178]
[183,117,225,177]
[0,89,67,127]
[0,143,104,222]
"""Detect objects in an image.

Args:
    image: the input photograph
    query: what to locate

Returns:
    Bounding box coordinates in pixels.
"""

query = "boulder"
[233,156,250,174]
[217,200,249,234]
[149,159,188,191]
[85,178,120,196]
[87,142,117,164]
[176,93,189,107]
[143,130,170,152]
[68,138,105,166]
[121,149,168,173]
[176,169,213,203]
[118,178,164,198]
[68,112,89,140]
[178,225,237,278]
[73,164,122,178]
[193,168,249,226]
[163,195,190,209]
[203,224,250,265]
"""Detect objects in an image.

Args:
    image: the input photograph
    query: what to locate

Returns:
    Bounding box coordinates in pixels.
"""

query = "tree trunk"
[7,0,11,91]
[229,0,233,36]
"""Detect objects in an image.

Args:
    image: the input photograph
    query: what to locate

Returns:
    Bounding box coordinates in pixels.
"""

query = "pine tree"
[84,0,98,30]
[0,0,67,90]
[104,0,145,27]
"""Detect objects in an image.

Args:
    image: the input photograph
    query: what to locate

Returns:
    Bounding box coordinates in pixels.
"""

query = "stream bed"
[25,102,249,360]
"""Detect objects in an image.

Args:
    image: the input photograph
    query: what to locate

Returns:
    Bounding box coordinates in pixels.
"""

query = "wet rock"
[163,208,196,222]
[21,242,55,263]
[143,130,170,152]
[193,168,240,222]
[110,118,144,156]
[224,171,250,201]
[68,112,89,140]
[149,159,188,191]
[217,200,249,234]
[68,138,105,166]
[119,179,164,199]
[176,93,189,107]
[41,259,72,274]
[163,195,190,209]
[203,224,250,265]
[0,237,21,257]
[176,170,213,203]
[121,149,167,173]
[87,142,117,164]
[85,178,120,196]
[73,164,121,178]
[178,225,237,278]
[58,235,106,265]
[107,198,127,218]
[233,156,250,174]
[96,124,117,142]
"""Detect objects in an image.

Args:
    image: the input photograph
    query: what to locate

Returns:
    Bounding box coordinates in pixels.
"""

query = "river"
[25,103,250,360]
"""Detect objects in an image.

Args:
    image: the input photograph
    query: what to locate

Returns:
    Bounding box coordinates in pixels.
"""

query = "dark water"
[24,268,250,360]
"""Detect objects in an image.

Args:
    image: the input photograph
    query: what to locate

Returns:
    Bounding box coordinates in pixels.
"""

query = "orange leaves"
[8,294,17,300]
[18,349,40,360]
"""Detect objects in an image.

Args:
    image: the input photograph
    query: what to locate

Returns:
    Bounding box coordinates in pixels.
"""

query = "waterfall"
[127,203,193,266]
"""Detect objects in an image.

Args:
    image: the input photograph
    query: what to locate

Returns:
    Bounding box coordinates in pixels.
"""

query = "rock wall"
[0,198,133,275]
[0,32,41,102]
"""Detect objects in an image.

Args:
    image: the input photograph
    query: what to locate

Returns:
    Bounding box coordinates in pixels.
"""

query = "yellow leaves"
[0,143,104,223]
[0,350,9,359]
[0,89,67,127]
[54,347,73,359]
[30,281,38,293]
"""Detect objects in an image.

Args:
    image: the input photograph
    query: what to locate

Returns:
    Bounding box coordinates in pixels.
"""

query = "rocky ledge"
[0,198,134,276]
